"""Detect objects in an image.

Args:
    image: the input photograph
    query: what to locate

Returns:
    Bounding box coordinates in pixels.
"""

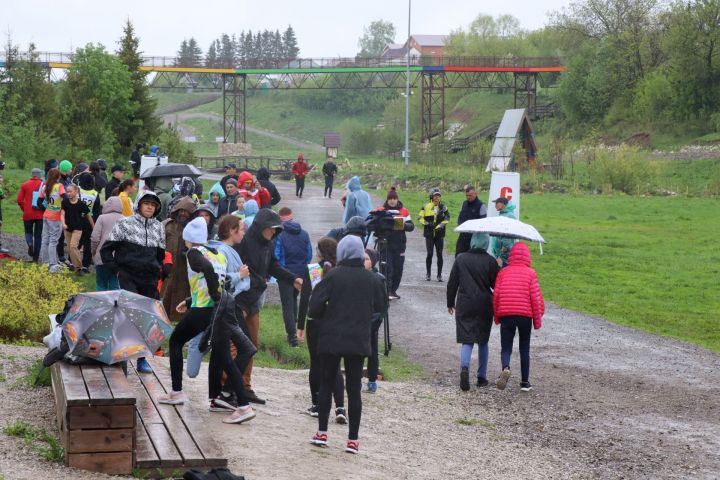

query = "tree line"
[176,26,300,68]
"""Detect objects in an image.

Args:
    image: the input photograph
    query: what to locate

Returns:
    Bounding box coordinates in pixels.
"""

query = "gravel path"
[1,179,718,479]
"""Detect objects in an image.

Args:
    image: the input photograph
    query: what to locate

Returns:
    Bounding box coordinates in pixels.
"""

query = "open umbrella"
[140,163,202,179]
[60,290,173,365]
[455,216,546,252]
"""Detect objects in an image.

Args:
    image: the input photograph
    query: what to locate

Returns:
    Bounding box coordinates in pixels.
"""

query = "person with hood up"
[256,167,281,207]
[455,185,487,256]
[292,153,309,198]
[100,191,166,374]
[493,242,544,392]
[342,176,372,225]
[447,233,500,391]
[237,171,271,208]
[274,207,312,347]
[161,197,197,323]
[206,183,226,218]
[16,168,45,262]
[146,176,175,222]
[490,197,518,268]
[308,235,387,454]
[91,196,124,291]
[235,208,303,404]
[326,215,367,242]
[375,187,414,299]
[89,161,107,195]
[242,199,259,229]
[418,188,450,282]
[217,179,240,216]
[193,203,219,241]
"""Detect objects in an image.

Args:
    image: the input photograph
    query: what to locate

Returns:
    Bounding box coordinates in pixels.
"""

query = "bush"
[587,146,656,194]
[0,262,81,343]
[338,119,379,155]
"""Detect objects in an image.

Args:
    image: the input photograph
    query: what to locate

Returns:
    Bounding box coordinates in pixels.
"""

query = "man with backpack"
[16,168,45,261]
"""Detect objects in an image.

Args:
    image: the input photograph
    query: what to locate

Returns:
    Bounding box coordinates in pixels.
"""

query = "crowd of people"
[8,152,544,454]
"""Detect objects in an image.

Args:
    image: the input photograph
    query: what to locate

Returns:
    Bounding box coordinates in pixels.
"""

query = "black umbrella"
[140,163,202,179]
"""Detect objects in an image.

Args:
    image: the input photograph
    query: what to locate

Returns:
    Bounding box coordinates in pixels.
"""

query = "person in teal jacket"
[490,197,517,268]
[206,183,226,218]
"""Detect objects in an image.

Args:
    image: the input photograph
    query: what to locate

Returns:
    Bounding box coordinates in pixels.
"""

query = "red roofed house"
[405,35,448,58]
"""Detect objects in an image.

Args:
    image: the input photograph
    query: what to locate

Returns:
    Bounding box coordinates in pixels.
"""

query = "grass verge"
[3,420,64,462]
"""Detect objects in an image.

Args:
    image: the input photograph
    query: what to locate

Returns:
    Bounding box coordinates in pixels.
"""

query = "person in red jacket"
[237,171,271,208]
[292,153,309,198]
[492,242,544,392]
[16,168,45,262]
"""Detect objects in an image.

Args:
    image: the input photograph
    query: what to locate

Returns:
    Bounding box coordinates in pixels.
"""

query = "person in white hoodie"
[90,196,124,291]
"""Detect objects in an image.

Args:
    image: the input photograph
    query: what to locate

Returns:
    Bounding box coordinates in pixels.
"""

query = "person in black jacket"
[105,165,125,200]
[447,232,499,391]
[375,187,414,299]
[130,143,143,178]
[235,208,303,404]
[308,235,387,454]
[256,167,281,208]
[219,163,239,194]
[455,185,487,256]
[322,159,338,198]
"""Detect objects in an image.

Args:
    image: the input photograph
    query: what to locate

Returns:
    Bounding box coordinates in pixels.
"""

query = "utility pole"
[404,0,411,167]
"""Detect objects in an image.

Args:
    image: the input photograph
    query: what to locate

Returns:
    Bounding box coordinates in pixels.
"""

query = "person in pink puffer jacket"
[492,242,544,392]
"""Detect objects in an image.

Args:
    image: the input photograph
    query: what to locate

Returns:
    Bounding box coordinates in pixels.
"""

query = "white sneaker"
[157,390,186,405]
[222,406,256,424]
[496,368,511,390]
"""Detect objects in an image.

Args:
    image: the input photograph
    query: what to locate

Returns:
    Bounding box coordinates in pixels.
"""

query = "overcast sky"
[5,0,572,58]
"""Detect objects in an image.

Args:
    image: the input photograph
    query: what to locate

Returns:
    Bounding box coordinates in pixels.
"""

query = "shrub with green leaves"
[587,146,656,194]
[0,262,81,343]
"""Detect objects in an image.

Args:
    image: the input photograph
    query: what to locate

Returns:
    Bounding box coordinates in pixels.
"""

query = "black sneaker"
[389,292,400,300]
[306,405,319,417]
[477,377,489,387]
[520,382,533,392]
[210,396,237,412]
[426,274,431,281]
[437,274,443,282]
[460,368,470,391]
[246,390,266,405]
[335,407,347,424]
[27,245,34,257]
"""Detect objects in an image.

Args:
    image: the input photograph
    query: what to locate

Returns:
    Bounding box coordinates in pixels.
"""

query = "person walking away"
[243,200,259,229]
[105,166,125,200]
[493,242,544,392]
[56,160,73,264]
[219,163,239,193]
[157,217,228,405]
[256,167,281,207]
[0,173,7,254]
[117,180,136,217]
[16,168,44,262]
[322,158,338,198]
[455,185,487,256]
[296,236,347,422]
[38,168,66,273]
[129,143,143,179]
[91,196,123,291]
[217,179,240,216]
[237,171,271,208]
[96,159,109,184]
[363,248,388,393]
[161,197,197,323]
[78,172,101,271]
[90,161,107,196]
[206,183,225,218]
[418,188,450,282]
[61,184,94,275]
[275,207,312,347]
[376,187,414,299]
[490,197,518,268]
[342,176,372,225]
[308,235,387,454]
[447,233,499,391]
[235,208,303,404]
[100,191,166,374]
[292,154,309,198]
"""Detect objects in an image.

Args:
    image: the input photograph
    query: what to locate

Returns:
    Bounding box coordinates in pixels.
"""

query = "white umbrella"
[455,216,546,252]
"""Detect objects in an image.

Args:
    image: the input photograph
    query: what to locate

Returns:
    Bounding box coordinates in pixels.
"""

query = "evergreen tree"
[254,32,263,64]
[116,19,160,151]
[273,29,284,61]
[206,40,218,68]
[175,39,189,65]
[283,26,300,59]
[188,37,203,67]
[219,33,235,67]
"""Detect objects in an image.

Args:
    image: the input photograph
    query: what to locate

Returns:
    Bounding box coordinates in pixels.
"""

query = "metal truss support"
[420,72,445,143]
[222,74,246,144]
[513,73,537,119]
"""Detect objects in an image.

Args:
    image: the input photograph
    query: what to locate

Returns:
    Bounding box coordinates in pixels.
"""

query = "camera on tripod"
[365,209,405,239]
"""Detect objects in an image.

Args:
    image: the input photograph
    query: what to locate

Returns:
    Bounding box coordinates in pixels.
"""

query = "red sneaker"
[345,440,359,454]
[310,432,328,447]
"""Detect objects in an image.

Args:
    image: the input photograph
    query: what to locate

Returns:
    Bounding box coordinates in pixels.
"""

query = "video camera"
[365,209,405,239]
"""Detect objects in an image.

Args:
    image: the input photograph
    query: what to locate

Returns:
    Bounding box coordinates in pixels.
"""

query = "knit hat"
[76,162,89,173]
[470,233,490,251]
[226,178,238,187]
[59,160,73,174]
[364,248,379,268]
[387,187,398,200]
[97,159,107,170]
[345,216,368,236]
[337,235,364,262]
[297,153,304,161]
[182,217,208,244]
[31,168,42,178]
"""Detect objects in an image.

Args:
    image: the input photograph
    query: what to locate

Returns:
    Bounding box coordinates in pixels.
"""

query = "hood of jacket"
[470,232,490,251]
[244,199,259,217]
[153,177,175,194]
[207,183,226,203]
[281,219,302,235]
[170,195,197,216]
[508,242,532,267]
[346,176,362,192]
[134,191,162,218]
[102,196,124,215]
[238,171,254,185]
[256,167,271,180]
[247,208,284,243]
[337,235,364,262]
[499,201,517,219]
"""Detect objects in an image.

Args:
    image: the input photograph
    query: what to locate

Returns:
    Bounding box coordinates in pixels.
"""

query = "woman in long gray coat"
[446,233,500,391]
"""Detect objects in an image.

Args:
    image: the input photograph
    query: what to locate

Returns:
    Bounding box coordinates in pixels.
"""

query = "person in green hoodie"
[490,197,517,268]
[206,183,226,218]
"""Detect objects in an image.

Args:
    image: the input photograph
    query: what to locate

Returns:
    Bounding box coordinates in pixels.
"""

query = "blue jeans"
[95,264,119,291]
[460,342,489,380]
[24,220,43,261]
[500,316,532,383]
[186,332,205,378]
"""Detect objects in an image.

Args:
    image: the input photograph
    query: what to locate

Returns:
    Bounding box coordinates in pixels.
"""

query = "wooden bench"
[49,317,227,477]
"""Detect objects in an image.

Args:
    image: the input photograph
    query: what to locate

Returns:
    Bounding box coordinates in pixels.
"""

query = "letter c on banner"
[500,186,513,200]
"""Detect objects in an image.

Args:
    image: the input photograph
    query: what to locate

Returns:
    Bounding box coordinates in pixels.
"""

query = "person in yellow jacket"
[116,180,136,217]
[418,188,450,282]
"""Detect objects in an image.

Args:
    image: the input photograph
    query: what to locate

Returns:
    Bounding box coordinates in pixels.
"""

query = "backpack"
[32,182,46,211]
[183,467,245,480]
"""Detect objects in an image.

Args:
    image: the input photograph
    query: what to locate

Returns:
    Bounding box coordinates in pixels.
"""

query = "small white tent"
[486,109,537,172]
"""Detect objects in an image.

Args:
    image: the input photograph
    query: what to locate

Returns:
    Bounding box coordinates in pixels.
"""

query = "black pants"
[278,279,299,344]
[23,220,43,262]
[56,230,65,260]
[295,176,305,197]
[208,333,255,407]
[118,271,159,299]
[318,354,364,440]
[324,175,334,197]
[500,316,532,383]
[169,307,214,392]
[306,320,344,407]
[80,224,92,268]
[381,248,405,293]
[425,236,444,276]
[366,318,382,382]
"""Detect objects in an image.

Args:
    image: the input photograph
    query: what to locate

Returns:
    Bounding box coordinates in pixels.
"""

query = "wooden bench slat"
[58,361,90,405]
[68,452,133,475]
[102,365,137,403]
[65,428,134,453]
[67,404,135,429]
[135,417,162,468]
[143,423,183,468]
[124,364,164,425]
[80,365,116,404]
